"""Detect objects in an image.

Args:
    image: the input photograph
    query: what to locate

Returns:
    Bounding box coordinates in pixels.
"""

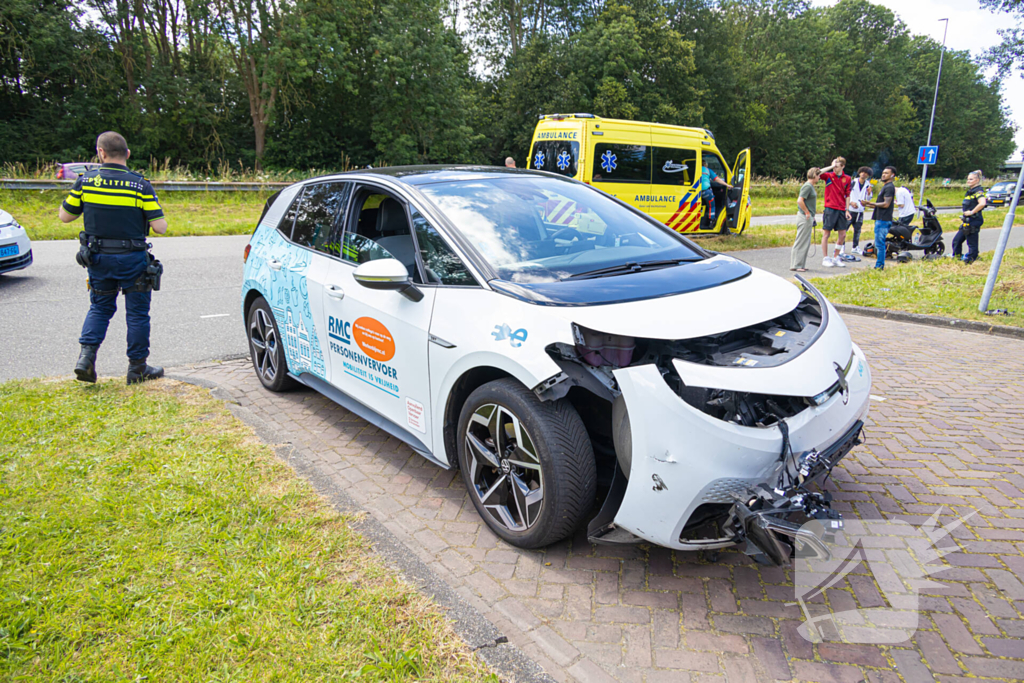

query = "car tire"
[246,296,297,392]
[457,378,596,549]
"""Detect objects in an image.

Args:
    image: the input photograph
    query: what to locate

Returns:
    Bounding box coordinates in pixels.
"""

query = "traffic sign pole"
[979,155,1024,312]
[919,18,949,208]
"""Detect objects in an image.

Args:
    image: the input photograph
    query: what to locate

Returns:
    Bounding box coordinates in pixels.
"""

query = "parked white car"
[240,167,871,565]
[0,209,33,275]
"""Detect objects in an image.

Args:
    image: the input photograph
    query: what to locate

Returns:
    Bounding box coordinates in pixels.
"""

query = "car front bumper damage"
[591,331,870,564]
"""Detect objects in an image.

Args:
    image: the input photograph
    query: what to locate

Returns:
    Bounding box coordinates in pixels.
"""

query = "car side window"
[591,143,650,184]
[342,190,424,283]
[411,209,478,286]
[291,182,351,254]
[702,153,728,182]
[277,187,303,239]
[653,147,697,186]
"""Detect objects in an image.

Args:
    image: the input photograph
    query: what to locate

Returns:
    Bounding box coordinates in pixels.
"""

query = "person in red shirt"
[818,156,853,268]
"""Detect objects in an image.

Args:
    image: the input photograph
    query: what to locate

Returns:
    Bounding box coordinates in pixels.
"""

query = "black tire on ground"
[457,378,597,549]
[246,296,298,392]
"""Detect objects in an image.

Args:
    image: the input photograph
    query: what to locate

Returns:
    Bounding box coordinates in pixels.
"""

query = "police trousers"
[79,251,152,360]
[952,227,980,262]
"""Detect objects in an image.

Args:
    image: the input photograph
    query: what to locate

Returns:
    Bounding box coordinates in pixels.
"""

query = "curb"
[834,303,1024,340]
[167,368,556,683]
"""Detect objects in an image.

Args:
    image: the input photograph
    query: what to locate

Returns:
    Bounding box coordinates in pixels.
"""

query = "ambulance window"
[702,153,728,182]
[591,144,650,184]
[412,209,478,286]
[291,181,352,255]
[530,141,579,177]
[653,148,697,186]
[277,188,302,238]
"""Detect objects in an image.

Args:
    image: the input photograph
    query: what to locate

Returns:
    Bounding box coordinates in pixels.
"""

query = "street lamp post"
[919,18,949,208]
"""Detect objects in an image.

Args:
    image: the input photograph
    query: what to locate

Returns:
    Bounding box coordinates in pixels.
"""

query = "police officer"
[59,131,168,384]
[951,170,987,263]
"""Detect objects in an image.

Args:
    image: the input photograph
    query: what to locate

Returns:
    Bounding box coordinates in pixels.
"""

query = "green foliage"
[0,0,1016,176]
[0,379,493,681]
[982,0,1024,77]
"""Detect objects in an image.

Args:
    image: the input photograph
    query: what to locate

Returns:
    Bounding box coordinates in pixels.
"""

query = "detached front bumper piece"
[728,420,863,565]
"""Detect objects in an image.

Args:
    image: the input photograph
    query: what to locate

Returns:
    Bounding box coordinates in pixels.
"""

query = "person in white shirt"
[894,184,916,226]
[847,166,873,255]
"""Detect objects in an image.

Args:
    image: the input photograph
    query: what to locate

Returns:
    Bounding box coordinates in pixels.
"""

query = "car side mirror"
[352,258,423,302]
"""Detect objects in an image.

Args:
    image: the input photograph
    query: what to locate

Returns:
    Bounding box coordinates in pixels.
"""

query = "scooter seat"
[889,224,913,241]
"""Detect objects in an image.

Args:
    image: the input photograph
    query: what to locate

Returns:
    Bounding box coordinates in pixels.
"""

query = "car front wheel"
[246,296,297,392]
[457,378,596,548]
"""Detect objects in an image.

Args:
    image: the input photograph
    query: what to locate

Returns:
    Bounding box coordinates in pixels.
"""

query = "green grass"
[0,190,269,240]
[811,246,1024,326]
[0,379,495,682]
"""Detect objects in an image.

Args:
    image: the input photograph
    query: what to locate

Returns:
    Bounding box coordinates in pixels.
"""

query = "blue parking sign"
[918,146,938,165]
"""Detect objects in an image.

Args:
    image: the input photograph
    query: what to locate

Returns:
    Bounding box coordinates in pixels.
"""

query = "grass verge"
[811,246,1024,327]
[1,190,269,240]
[0,379,494,682]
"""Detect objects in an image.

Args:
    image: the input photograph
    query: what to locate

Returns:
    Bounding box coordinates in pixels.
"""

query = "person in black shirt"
[862,166,896,270]
[951,171,987,263]
[59,131,168,384]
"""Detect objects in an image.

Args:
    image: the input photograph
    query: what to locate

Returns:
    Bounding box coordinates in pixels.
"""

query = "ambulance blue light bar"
[539,113,597,120]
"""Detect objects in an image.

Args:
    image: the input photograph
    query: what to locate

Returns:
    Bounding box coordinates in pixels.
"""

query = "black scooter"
[863,199,945,262]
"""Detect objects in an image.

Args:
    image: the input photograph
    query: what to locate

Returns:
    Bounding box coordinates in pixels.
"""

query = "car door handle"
[325,284,345,299]
[267,258,283,271]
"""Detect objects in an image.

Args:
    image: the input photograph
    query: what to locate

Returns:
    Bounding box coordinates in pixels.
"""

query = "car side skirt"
[291,371,447,469]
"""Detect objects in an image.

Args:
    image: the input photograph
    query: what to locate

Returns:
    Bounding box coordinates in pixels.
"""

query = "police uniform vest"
[962,185,985,233]
[62,163,164,245]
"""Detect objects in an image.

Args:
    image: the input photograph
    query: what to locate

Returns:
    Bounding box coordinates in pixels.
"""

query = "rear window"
[592,144,650,184]
[291,182,351,252]
[530,141,580,177]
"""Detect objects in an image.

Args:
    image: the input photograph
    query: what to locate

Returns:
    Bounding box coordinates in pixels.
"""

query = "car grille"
[0,249,32,273]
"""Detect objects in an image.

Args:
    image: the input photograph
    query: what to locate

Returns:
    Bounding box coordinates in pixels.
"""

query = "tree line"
[0,0,1016,178]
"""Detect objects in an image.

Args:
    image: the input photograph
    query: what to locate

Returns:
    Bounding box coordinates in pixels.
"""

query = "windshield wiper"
[563,258,698,281]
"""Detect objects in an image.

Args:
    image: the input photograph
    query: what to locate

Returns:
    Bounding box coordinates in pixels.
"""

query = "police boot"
[127,359,164,385]
[74,345,99,383]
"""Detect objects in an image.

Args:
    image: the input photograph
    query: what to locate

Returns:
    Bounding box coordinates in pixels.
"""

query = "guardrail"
[0,179,291,192]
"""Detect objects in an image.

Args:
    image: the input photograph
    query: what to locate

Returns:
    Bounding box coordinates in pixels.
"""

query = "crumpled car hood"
[552,262,802,340]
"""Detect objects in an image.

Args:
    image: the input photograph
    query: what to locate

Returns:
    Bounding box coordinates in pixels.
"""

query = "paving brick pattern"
[179,317,1024,683]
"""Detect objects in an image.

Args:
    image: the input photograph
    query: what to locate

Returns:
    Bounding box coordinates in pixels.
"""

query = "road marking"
[200,313,230,319]
[870,394,887,402]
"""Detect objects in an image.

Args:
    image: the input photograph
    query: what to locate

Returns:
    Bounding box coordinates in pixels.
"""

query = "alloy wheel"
[249,308,279,382]
[465,403,544,532]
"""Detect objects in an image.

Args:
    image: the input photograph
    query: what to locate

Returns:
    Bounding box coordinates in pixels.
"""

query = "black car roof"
[312,165,551,187]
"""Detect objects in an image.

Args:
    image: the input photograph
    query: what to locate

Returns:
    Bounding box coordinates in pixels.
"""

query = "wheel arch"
[442,366,515,468]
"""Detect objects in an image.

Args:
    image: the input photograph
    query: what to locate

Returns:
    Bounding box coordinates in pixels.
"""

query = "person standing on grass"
[791,167,819,272]
[818,157,853,268]
[862,166,896,270]
[894,183,916,226]
[847,166,873,255]
[951,170,987,263]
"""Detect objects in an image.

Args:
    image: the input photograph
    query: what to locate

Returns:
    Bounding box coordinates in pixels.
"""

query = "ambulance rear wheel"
[247,296,298,392]
[457,378,596,549]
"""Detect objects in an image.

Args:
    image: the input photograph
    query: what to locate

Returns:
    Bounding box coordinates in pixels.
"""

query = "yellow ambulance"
[527,114,751,235]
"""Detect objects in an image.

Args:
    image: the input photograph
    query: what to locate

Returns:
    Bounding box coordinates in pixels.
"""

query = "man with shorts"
[818,157,852,267]
[847,166,873,255]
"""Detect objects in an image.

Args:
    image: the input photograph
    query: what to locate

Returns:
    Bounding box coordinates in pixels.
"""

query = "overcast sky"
[812,0,1023,157]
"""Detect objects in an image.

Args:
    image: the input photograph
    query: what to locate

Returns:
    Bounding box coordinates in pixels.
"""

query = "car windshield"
[992,182,1013,192]
[418,176,703,283]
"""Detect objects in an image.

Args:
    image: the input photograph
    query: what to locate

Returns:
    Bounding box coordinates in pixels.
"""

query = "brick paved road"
[177,316,1024,683]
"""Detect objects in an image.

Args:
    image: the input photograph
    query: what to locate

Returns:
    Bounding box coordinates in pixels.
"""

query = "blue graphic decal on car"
[556,150,571,171]
[492,323,528,348]
[534,151,545,169]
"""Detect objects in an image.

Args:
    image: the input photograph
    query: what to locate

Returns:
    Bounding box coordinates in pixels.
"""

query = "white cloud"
[812,0,1024,157]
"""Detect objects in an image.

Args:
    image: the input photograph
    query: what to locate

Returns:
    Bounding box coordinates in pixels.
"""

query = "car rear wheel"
[457,378,596,548]
[247,296,297,392]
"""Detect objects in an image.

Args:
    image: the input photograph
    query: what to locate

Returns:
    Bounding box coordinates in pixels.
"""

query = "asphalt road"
[0,236,250,382]
[1,223,1021,382]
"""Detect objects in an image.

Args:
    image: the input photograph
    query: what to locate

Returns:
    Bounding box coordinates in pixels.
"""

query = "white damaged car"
[241,167,870,565]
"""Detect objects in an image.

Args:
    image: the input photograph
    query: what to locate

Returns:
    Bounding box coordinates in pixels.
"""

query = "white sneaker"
[822,257,835,267]
[853,246,863,255]
[833,256,846,267]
